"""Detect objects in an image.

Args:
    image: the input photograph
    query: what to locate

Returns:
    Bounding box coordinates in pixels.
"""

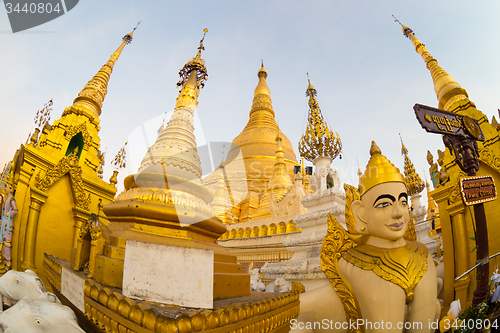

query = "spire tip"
[392,15,413,38]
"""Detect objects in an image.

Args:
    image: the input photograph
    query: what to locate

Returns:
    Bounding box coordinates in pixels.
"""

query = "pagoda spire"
[137,29,209,184]
[211,169,235,224]
[400,134,425,196]
[394,16,469,111]
[72,24,138,118]
[244,61,275,129]
[298,75,342,162]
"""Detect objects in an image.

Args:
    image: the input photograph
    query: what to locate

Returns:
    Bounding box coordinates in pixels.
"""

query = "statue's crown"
[358,141,405,196]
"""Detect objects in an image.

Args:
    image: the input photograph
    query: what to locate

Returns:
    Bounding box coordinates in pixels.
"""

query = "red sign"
[460,176,497,206]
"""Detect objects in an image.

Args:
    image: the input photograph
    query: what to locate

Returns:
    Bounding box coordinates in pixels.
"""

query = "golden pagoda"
[214,70,312,274]
[9,29,135,287]
[206,63,298,223]
[398,19,500,311]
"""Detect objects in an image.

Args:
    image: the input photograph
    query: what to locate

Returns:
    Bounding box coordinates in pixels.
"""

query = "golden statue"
[293,142,440,333]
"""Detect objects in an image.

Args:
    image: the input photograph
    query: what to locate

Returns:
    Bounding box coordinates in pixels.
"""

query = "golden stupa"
[398,18,500,313]
[8,28,136,288]
[205,63,298,223]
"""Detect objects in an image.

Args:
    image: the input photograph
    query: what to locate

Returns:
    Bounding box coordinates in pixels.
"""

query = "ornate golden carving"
[77,213,106,245]
[448,182,462,204]
[343,241,428,303]
[35,152,91,210]
[479,147,500,172]
[344,184,360,235]
[65,123,91,150]
[291,282,306,294]
[321,213,363,333]
[404,212,417,241]
[298,77,342,162]
[400,136,425,196]
[176,29,208,93]
[116,187,215,216]
[111,142,127,170]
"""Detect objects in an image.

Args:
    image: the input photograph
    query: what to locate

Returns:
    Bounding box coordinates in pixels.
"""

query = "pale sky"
[1,1,499,199]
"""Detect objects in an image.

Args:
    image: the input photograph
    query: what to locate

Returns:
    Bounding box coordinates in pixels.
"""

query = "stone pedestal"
[262,156,346,291]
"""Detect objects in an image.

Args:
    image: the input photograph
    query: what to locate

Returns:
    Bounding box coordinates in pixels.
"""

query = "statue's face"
[358,182,409,241]
[5,184,12,196]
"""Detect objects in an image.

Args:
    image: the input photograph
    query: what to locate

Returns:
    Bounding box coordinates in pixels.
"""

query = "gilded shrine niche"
[65,123,92,150]
[72,213,109,277]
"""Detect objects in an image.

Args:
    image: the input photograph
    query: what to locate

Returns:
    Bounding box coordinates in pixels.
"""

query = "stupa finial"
[299,75,342,162]
[395,16,469,110]
[400,135,425,196]
[176,29,209,92]
[72,26,136,117]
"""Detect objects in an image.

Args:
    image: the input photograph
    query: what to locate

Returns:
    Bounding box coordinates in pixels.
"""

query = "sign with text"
[460,176,496,206]
[414,104,484,141]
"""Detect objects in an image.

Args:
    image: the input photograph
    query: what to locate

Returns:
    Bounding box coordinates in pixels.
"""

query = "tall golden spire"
[400,135,425,196]
[298,75,342,162]
[134,29,209,188]
[394,16,468,110]
[245,61,275,127]
[72,25,138,118]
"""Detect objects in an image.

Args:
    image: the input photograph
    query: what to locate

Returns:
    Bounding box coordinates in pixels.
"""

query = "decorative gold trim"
[298,78,342,162]
[65,123,92,150]
[321,213,364,333]
[90,276,298,332]
[448,184,462,204]
[291,282,306,294]
[404,211,417,241]
[479,147,500,172]
[44,254,300,333]
[344,184,360,235]
[343,242,428,303]
[34,152,91,210]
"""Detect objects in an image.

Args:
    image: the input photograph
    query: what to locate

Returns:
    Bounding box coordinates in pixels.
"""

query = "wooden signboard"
[460,176,497,206]
[414,103,485,141]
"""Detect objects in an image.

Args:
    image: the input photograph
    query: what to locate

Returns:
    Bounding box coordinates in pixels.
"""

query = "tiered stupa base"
[94,196,250,300]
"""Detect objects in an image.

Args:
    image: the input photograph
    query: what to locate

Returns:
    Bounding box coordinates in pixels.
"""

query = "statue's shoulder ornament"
[342,241,428,303]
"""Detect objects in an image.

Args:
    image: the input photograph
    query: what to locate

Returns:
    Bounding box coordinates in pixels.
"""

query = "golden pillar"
[21,188,47,270]
[448,203,471,307]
